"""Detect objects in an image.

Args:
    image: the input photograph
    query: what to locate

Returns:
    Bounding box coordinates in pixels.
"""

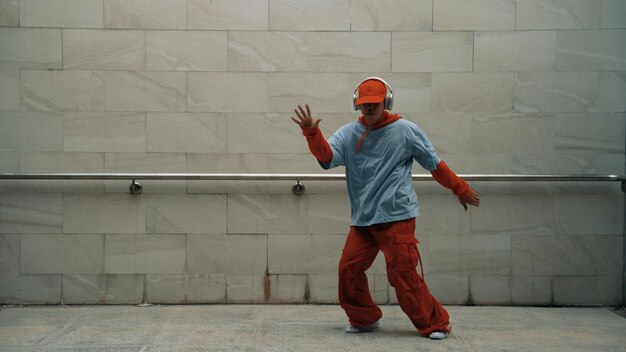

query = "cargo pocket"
[391,233,420,272]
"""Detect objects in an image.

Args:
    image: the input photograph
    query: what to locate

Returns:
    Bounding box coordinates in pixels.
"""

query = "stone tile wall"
[0,0,624,306]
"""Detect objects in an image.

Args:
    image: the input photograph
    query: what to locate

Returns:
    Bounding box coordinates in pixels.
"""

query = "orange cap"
[355,79,387,106]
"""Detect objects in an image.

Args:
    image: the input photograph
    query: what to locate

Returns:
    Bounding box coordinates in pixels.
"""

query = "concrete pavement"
[0,304,625,351]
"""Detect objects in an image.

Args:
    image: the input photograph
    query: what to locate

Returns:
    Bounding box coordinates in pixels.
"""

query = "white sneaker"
[344,319,380,333]
[428,331,449,340]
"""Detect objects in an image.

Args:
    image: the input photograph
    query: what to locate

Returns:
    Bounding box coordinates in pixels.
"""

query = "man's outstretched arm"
[430,160,480,211]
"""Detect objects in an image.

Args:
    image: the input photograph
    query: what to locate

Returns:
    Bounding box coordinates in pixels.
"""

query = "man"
[291,77,479,340]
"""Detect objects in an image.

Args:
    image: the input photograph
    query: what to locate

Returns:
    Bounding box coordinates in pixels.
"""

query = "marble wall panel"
[554,113,625,153]
[513,153,599,176]
[145,194,227,234]
[105,152,186,172]
[146,113,227,153]
[63,112,146,153]
[553,195,623,236]
[227,194,309,234]
[0,234,19,274]
[425,274,469,304]
[105,274,144,304]
[62,275,106,304]
[146,31,227,71]
[21,234,104,274]
[434,0,515,30]
[20,0,104,28]
[63,194,145,234]
[351,0,432,30]
[427,235,463,274]
[268,275,307,303]
[601,0,626,28]
[227,31,299,72]
[187,153,268,174]
[392,32,473,73]
[470,275,511,304]
[471,195,554,236]
[228,31,390,72]
[105,234,186,274]
[414,195,471,236]
[0,193,62,233]
[188,0,268,30]
[475,31,556,72]
[438,153,513,175]
[0,275,62,304]
[268,234,344,275]
[188,72,267,113]
[21,70,104,111]
[464,235,512,275]
[0,0,19,27]
[307,194,351,235]
[63,29,144,70]
[307,274,339,303]
[557,29,626,71]
[21,152,104,172]
[104,0,186,29]
[511,276,552,305]
[0,111,62,151]
[516,0,601,29]
[187,234,267,276]
[269,0,350,31]
[432,73,514,113]
[429,234,511,275]
[226,274,266,303]
[471,113,554,153]
[512,235,623,275]
[553,276,623,305]
[367,273,390,304]
[0,152,19,172]
[265,152,348,195]
[104,71,186,112]
[596,154,625,175]
[269,73,351,113]
[514,72,597,112]
[20,152,105,193]
[404,114,471,154]
[187,274,227,303]
[228,113,308,154]
[146,274,185,303]
[104,152,186,194]
[0,28,61,68]
[186,153,268,194]
[596,71,626,112]
[0,64,19,109]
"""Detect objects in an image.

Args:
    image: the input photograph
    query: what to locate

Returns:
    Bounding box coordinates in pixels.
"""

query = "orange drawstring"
[354,127,371,155]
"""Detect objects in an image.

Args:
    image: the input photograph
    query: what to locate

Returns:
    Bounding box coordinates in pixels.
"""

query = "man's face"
[359,102,385,126]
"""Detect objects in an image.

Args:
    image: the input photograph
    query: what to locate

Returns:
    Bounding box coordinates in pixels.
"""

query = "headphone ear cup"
[386,92,393,110]
[352,92,358,111]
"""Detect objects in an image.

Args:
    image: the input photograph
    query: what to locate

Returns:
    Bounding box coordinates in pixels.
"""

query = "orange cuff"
[430,160,474,200]
[301,126,333,164]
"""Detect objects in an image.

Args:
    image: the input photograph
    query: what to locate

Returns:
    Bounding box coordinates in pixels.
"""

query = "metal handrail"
[1,172,624,181]
[1,172,625,195]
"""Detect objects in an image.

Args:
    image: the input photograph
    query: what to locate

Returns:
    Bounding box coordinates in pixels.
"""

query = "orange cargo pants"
[338,218,450,336]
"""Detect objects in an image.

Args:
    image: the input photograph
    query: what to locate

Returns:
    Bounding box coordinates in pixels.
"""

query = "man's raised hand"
[291,104,321,129]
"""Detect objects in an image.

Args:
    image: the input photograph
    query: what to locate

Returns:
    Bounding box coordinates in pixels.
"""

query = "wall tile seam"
[15,68,623,75]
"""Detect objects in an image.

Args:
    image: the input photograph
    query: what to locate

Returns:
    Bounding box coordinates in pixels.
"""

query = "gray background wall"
[0,0,624,306]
